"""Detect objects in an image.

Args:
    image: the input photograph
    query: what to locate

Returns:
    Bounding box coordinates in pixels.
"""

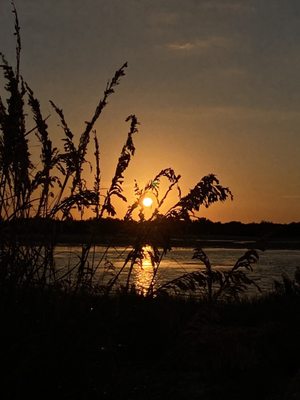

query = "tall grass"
[0,4,249,298]
[0,4,139,290]
[0,10,134,222]
[155,248,261,301]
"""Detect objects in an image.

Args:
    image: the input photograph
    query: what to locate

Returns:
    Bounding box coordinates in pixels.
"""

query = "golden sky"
[1,0,300,223]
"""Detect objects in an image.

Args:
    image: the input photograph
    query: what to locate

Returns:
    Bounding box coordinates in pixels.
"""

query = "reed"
[0,4,137,291]
[107,170,234,296]
[155,248,261,301]
[1,3,242,298]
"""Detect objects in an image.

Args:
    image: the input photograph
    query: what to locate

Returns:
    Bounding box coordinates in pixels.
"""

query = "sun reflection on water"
[133,245,157,294]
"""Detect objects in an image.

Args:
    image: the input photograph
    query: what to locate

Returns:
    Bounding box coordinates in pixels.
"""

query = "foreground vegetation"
[0,3,233,296]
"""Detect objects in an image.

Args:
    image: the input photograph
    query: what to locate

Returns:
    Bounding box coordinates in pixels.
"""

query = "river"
[54,245,300,297]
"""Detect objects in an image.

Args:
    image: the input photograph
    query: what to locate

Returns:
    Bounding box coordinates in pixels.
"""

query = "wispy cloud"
[166,37,231,52]
[167,42,195,51]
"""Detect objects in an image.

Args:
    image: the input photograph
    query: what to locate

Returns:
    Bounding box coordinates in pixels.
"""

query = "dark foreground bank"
[1,286,300,400]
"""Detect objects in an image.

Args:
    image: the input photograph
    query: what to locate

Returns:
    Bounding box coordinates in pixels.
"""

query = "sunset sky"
[1,0,300,223]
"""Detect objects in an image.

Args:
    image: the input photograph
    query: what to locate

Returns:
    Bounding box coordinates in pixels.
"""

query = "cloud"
[167,42,195,51]
[166,36,231,52]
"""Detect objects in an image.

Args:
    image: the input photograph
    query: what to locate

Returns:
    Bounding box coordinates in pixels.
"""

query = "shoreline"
[53,236,300,250]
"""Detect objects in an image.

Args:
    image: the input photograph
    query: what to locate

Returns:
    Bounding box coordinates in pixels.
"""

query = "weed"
[155,248,261,301]
[1,3,236,297]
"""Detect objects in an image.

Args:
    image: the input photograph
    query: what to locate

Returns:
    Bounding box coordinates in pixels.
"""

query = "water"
[54,245,300,296]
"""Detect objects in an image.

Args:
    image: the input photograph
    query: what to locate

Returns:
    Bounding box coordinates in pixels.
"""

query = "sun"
[142,196,153,208]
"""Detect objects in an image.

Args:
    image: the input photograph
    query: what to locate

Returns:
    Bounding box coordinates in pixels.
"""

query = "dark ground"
[1,287,300,400]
